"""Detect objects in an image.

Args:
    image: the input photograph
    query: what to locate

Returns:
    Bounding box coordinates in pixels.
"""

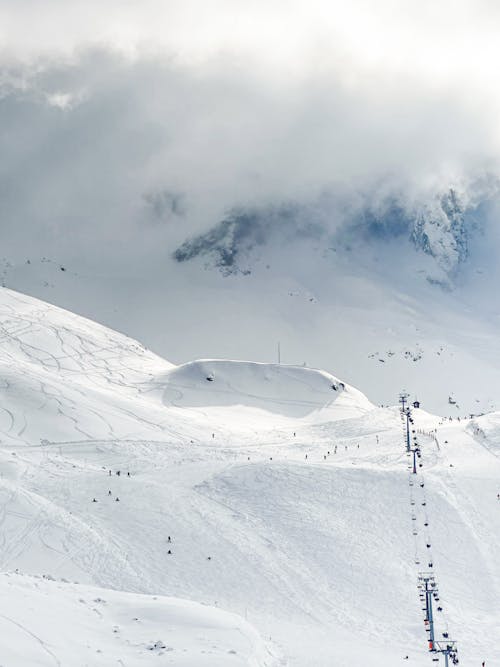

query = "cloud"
[1,3,500,267]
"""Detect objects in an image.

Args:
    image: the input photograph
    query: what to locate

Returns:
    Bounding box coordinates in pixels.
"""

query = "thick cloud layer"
[1,1,500,265]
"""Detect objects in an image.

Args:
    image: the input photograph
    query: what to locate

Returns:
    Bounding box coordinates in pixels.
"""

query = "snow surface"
[0,286,499,666]
[6,229,500,416]
[0,573,272,666]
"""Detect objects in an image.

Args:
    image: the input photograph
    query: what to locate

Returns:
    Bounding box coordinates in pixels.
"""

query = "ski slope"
[7,236,500,417]
[0,573,271,666]
[0,286,499,666]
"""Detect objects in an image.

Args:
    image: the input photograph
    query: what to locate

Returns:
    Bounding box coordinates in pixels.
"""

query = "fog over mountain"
[2,1,500,413]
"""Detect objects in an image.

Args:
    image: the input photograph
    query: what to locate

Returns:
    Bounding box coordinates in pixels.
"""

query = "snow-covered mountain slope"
[4,206,500,417]
[0,573,271,667]
[0,287,370,447]
[1,286,499,666]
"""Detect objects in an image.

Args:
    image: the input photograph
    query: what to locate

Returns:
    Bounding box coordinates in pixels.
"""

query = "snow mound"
[469,411,500,455]
[161,359,373,418]
[0,573,275,667]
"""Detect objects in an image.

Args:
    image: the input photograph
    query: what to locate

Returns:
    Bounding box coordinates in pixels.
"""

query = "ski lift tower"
[410,440,421,474]
[434,641,458,666]
[418,573,437,652]
[399,392,411,452]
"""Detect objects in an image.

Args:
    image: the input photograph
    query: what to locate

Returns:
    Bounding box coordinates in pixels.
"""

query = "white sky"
[0,0,499,258]
[0,0,499,85]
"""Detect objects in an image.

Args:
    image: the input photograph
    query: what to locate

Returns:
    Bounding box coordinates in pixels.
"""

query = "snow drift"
[161,358,372,419]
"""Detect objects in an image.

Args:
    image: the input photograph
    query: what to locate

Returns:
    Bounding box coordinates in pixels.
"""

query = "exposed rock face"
[411,189,469,277]
[173,209,263,274]
[173,204,325,275]
[173,187,487,281]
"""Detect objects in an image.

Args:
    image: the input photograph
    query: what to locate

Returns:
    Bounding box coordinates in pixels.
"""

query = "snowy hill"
[0,573,272,666]
[0,287,499,666]
[5,216,500,417]
[161,359,372,420]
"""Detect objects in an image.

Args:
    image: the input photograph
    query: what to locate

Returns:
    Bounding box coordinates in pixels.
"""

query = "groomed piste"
[0,286,499,666]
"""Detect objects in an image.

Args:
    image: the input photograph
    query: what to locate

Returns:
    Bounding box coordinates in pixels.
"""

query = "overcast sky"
[1,0,499,261]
